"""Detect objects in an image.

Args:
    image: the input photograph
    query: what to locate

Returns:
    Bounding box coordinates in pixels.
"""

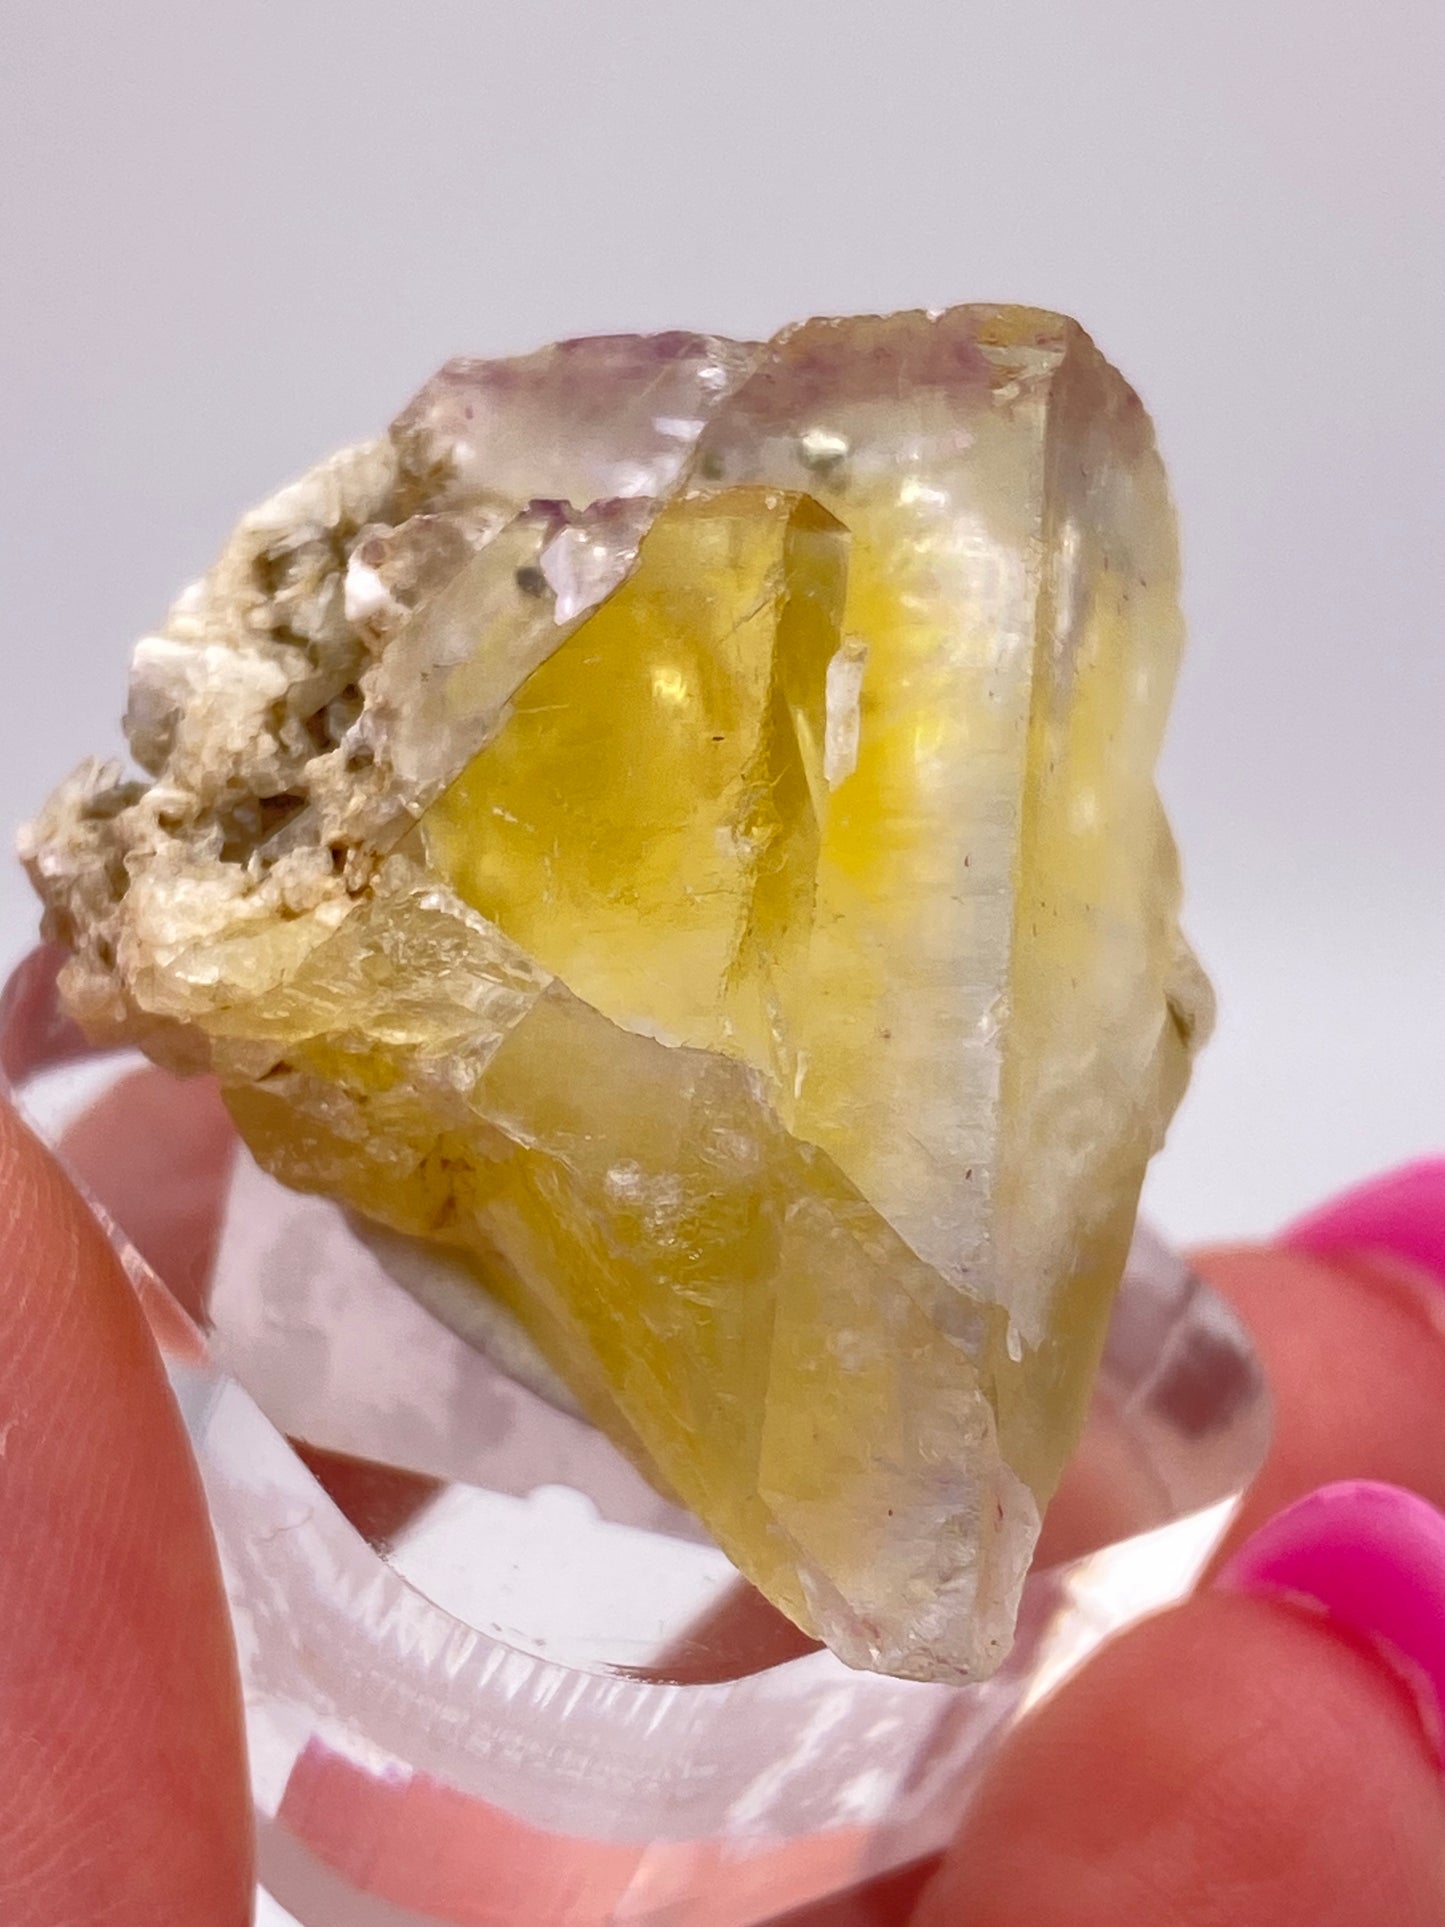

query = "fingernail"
[1281,1158,1445,1288]
[1216,1480,1445,1764]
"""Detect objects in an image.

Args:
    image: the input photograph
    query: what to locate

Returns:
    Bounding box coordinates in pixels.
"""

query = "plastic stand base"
[2,949,1269,1926]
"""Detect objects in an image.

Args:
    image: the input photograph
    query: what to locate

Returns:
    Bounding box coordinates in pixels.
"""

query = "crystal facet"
[22,306,1211,1683]
[424,487,847,1092]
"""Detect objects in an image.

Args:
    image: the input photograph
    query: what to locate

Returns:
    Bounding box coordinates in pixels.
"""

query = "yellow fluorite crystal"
[23,308,1211,1683]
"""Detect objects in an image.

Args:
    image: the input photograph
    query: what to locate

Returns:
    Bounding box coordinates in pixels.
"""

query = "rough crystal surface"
[22,306,1211,1683]
[391,331,760,515]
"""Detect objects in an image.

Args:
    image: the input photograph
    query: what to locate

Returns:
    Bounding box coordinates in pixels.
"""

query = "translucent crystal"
[21,305,1211,1684]
[391,331,760,513]
[423,487,848,1094]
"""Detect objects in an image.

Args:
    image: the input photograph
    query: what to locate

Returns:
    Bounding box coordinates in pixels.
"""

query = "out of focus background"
[2,2,1440,1245]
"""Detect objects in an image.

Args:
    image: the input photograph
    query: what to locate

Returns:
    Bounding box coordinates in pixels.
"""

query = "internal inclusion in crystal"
[23,307,1213,1685]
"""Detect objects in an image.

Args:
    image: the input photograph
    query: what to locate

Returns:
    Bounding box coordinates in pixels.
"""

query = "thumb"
[0,1092,253,1927]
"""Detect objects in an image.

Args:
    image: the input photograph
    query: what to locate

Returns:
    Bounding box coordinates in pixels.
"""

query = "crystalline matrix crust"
[23,309,1212,1683]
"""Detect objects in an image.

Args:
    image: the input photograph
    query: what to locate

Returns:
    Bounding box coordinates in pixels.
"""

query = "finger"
[58,1067,235,1324]
[917,1486,1445,1927]
[1195,1170,1445,1554]
[0,1094,253,1927]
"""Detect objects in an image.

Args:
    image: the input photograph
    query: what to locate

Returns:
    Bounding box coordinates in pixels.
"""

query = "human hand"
[0,1074,249,1924]
[4,1075,1445,1925]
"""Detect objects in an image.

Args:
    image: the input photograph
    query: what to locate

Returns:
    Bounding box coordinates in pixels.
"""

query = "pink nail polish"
[1281,1158,1445,1288]
[1217,1481,1445,1764]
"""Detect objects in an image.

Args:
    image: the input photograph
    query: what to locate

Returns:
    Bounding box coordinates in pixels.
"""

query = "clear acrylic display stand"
[2,948,1269,1926]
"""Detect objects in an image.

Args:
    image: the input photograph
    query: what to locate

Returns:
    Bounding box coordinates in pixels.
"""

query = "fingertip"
[916,1586,1445,1926]
[1188,1238,1445,1553]
[1218,1480,1445,1769]
[1280,1158,1445,1288]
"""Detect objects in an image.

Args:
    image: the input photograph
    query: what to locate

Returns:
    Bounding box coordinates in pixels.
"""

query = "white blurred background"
[2,1,1440,1246]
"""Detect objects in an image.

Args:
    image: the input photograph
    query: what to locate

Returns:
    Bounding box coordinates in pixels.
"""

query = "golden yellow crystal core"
[425,488,846,1097]
[24,308,1211,1683]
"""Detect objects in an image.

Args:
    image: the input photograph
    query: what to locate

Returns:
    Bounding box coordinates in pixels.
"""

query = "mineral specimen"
[22,309,1211,1684]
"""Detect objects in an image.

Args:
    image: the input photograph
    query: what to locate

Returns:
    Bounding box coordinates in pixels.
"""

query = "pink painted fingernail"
[1281,1158,1445,1288]
[1217,1481,1445,1763]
